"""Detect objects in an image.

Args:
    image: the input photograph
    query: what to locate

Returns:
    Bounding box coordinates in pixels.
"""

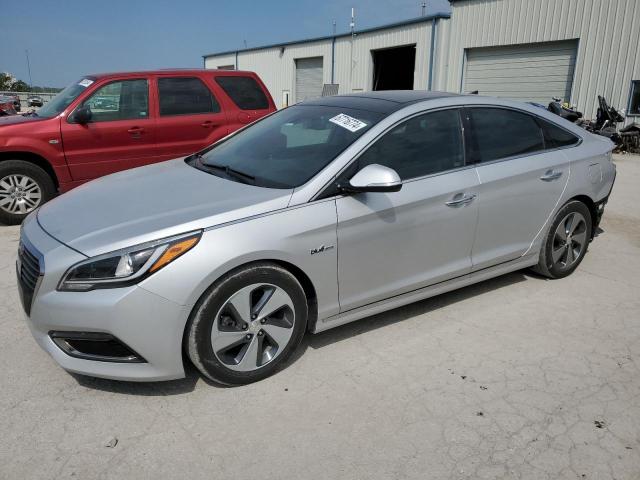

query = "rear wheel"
[186,263,308,385]
[0,160,55,225]
[533,200,592,279]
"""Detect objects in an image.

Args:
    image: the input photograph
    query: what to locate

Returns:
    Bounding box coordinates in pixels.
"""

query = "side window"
[539,118,581,148]
[158,77,220,116]
[357,109,465,180]
[83,79,148,122]
[215,76,270,110]
[469,108,544,162]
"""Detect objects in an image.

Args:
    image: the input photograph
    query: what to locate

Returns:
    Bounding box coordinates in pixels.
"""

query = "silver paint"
[22,95,616,381]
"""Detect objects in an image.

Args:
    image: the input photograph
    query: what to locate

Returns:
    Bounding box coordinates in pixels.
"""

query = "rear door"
[336,108,480,312]
[61,77,157,181]
[467,107,572,270]
[214,74,275,132]
[154,75,228,161]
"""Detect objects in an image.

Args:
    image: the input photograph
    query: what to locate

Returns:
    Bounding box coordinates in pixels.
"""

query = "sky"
[0,0,451,88]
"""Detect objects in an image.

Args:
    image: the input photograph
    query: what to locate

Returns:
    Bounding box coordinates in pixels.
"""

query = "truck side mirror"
[72,105,92,124]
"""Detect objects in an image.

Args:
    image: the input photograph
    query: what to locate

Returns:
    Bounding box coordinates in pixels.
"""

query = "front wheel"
[0,160,56,225]
[186,262,308,385]
[533,200,592,279]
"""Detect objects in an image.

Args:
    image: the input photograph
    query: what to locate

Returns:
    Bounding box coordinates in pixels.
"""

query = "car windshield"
[36,77,96,118]
[195,105,384,189]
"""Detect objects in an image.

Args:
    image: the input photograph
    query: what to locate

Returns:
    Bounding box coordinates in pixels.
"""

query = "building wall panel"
[446,0,640,120]
[204,20,437,108]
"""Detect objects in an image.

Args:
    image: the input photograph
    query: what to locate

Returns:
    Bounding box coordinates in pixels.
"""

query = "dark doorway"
[372,45,416,91]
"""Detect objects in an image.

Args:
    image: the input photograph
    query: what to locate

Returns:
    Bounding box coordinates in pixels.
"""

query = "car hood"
[0,113,47,126]
[37,159,293,257]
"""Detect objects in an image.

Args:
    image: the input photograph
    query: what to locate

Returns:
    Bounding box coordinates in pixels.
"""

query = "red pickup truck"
[0,69,275,224]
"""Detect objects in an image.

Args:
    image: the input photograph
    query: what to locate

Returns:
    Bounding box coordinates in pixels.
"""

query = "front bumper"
[19,215,190,382]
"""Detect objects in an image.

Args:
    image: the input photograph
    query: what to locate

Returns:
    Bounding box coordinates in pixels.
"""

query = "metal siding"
[444,0,640,121]
[204,54,236,70]
[204,22,434,106]
[463,40,578,104]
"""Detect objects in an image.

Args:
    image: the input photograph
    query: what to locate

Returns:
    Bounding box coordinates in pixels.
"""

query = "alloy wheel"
[211,283,295,372]
[0,174,42,215]
[551,211,588,269]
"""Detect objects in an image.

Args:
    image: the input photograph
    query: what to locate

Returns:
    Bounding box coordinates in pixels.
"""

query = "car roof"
[82,69,258,80]
[301,90,461,114]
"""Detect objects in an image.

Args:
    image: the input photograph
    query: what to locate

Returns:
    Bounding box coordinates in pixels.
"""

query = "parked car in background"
[0,69,275,224]
[18,92,616,385]
[27,95,44,107]
[0,96,17,115]
[2,93,21,112]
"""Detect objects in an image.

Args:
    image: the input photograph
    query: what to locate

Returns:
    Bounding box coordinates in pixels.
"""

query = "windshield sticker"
[78,78,94,88]
[329,113,368,132]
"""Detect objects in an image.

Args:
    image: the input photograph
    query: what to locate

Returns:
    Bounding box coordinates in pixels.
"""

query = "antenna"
[350,7,355,35]
[243,39,247,49]
[25,49,33,89]
[421,1,427,16]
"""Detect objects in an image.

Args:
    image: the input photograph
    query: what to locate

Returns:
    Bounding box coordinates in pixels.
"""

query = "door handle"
[127,127,144,137]
[540,169,563,181]
[201,121,213,128]
[445,193,477,207]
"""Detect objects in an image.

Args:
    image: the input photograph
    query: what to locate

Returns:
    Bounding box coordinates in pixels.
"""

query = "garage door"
[463,40,578,104]
[295,57,323,103]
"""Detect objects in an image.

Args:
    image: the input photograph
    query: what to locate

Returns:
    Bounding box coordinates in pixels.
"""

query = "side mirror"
[72,105,92,124]
[340,164,402,194]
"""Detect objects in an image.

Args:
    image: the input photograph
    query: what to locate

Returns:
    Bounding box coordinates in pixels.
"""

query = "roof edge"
[202,12,451,59]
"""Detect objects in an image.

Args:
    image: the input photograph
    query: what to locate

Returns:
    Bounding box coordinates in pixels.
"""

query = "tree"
[0,73,14,91]
[10,80,30,92]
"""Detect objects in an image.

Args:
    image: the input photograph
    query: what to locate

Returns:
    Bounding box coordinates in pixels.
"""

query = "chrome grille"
[19,243,40,292]
[17,240,42,316]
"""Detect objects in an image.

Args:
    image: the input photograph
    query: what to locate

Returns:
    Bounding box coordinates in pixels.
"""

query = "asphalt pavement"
[1,155,639,480]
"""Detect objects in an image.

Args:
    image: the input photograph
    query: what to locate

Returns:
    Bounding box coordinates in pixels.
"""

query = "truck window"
[216,76,269,110]
[158,77,220,116]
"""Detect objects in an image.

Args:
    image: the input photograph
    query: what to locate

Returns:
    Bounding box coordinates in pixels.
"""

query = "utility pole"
[421,2,427,16]
[25,49,33,90]
[349,8,355,90]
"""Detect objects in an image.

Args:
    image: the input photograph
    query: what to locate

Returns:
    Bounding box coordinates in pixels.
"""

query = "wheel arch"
[0,151,59,189]
[566,194,597,238]
[181,258,319,354]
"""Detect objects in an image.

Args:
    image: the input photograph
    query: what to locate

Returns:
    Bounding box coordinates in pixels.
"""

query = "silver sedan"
[17,91,616,385]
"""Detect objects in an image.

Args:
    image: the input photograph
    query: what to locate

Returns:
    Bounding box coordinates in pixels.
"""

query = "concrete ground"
[1,155,639,480]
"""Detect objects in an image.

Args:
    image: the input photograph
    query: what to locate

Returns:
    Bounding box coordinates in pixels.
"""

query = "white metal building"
[203,0,640,122]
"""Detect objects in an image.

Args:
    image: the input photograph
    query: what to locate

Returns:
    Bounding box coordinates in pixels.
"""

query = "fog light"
[49,331,146,363]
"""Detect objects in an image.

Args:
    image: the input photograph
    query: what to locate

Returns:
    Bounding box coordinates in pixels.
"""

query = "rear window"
[469,108,545,162]
[215,76,269,110]
[158,77,220,116]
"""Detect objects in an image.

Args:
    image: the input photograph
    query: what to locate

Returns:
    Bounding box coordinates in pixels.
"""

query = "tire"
[186,262,308,385]
[533,200,592,279]
[0,160,56,225]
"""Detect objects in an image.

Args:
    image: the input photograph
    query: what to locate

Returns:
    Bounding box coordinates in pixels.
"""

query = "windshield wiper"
[194,156,255,184]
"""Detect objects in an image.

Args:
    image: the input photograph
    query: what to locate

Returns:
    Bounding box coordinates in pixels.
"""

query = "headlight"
[58,231,202,292]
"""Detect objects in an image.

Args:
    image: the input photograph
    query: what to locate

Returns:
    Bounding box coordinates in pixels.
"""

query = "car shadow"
[290,269,532,360]
[70,269,535,396]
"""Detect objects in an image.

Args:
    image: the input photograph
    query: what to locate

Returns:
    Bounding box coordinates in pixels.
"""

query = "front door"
[466,107,571,270]
[336,108,480,312]
[154,76,229,161]
[61,78,156,181]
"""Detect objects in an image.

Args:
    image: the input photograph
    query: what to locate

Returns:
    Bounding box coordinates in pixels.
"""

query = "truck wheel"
[0,160,56,225]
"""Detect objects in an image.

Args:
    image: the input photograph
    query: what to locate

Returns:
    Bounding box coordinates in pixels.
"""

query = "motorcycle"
[547,97,583,123]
